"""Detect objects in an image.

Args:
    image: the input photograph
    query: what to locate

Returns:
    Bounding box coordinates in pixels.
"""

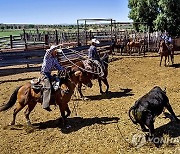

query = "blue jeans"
[42,72,52,109]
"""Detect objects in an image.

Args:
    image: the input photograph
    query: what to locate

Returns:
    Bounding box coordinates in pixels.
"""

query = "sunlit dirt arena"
[0,53,180,153]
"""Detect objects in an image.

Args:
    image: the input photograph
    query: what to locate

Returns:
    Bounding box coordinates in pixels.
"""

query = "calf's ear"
[162,87,167,93]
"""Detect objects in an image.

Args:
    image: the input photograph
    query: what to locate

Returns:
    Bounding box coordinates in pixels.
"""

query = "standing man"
[41,44,65,111]
[88,38,104,78]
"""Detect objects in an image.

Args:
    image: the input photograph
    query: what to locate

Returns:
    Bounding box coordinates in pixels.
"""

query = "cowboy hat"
[50,45,58,50]
[91,38,100,44]
[57,49,62,53]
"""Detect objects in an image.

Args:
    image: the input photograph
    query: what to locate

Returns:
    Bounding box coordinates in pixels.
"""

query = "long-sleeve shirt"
[88,45,100,61]
[41,48,64,74]
[161,35,172,44]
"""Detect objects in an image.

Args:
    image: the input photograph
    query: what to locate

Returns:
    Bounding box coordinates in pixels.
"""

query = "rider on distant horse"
[41,44,66,112]
[161,32,173,52]
[88,38,104,78]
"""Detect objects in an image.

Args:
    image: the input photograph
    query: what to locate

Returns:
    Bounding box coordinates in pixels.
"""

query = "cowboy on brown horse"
[159,32,174,66]
[75,49,109,100]
[87,38,105,78]
[40,44,67,112]
[0,67,92,127]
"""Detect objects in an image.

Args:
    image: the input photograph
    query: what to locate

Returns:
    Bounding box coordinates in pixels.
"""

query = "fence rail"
[0,29,180,52]
[0,42,111,76]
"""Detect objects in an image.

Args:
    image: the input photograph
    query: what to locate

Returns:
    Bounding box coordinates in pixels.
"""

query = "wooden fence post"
[45,34,49,45]
[10,35,13,49]
[37,28,40,41]
[55,30,59,45]
[23,29,27,50]
[90,30,92,40]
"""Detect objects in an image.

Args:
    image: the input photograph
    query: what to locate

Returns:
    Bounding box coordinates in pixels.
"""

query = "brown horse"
[76,53,109,100]
[127,39,145,55]
[111,39,127,55]
[0,69,92,127]
[159,40,174,66]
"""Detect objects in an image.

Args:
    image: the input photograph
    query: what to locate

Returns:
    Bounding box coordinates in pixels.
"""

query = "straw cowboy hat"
[91,38,100,44]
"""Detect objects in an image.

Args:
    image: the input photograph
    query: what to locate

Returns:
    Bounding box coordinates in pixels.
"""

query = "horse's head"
[68,67,92,88]
[160,40,165,46]
[159,40,169,51]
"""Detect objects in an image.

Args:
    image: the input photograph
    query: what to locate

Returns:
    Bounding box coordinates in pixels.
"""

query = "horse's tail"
[0,86,21,112]
[128,106,138,124]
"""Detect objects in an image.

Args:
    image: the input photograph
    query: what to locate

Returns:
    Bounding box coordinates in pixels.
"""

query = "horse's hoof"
[9,122,15,126]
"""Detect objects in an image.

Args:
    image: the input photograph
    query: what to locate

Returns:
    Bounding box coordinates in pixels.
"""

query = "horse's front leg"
[65,104,71,118]
[77,83,89,100]
[98,78,103,94]
[59,103,71,128]
[59,104,66,127]
[167,55,170,66]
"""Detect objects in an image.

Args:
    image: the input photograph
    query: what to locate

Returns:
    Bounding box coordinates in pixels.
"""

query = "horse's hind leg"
[98,78,103,94]
[77,83,84,99]
[24,102,37,126]
[98,78,109,94]
[102,78,109,94]
[78,83,88,100]
[10,102,25,125]
[160,56,163,66]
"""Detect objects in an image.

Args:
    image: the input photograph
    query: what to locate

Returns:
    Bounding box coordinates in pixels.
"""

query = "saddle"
[30,75,63,92]
[83,60,103,73]
[82,59,105,79]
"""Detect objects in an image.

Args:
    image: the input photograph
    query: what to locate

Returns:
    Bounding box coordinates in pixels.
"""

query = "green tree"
[154,0,180,36]
[128,0,180,36]
[128,0,159,32]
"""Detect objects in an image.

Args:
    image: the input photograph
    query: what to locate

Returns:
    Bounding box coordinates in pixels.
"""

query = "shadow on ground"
[170,63,180,68]
[32,116,120,134]
[86,88,134,100]
[146,112,180,148]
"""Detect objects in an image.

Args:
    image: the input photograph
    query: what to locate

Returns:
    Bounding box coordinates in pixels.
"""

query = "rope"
[66,47,109,65]
[61,48,103,75]
[116,120,146,148]
[71,86,80,116]
[65,47,88,59]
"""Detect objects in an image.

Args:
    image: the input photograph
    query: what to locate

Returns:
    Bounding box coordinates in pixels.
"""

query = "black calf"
[129,86,179,137]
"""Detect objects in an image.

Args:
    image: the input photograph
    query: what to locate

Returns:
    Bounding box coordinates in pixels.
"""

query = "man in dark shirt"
[88,39,104,78]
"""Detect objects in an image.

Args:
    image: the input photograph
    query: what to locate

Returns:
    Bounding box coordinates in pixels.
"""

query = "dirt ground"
[0,53,180,154]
